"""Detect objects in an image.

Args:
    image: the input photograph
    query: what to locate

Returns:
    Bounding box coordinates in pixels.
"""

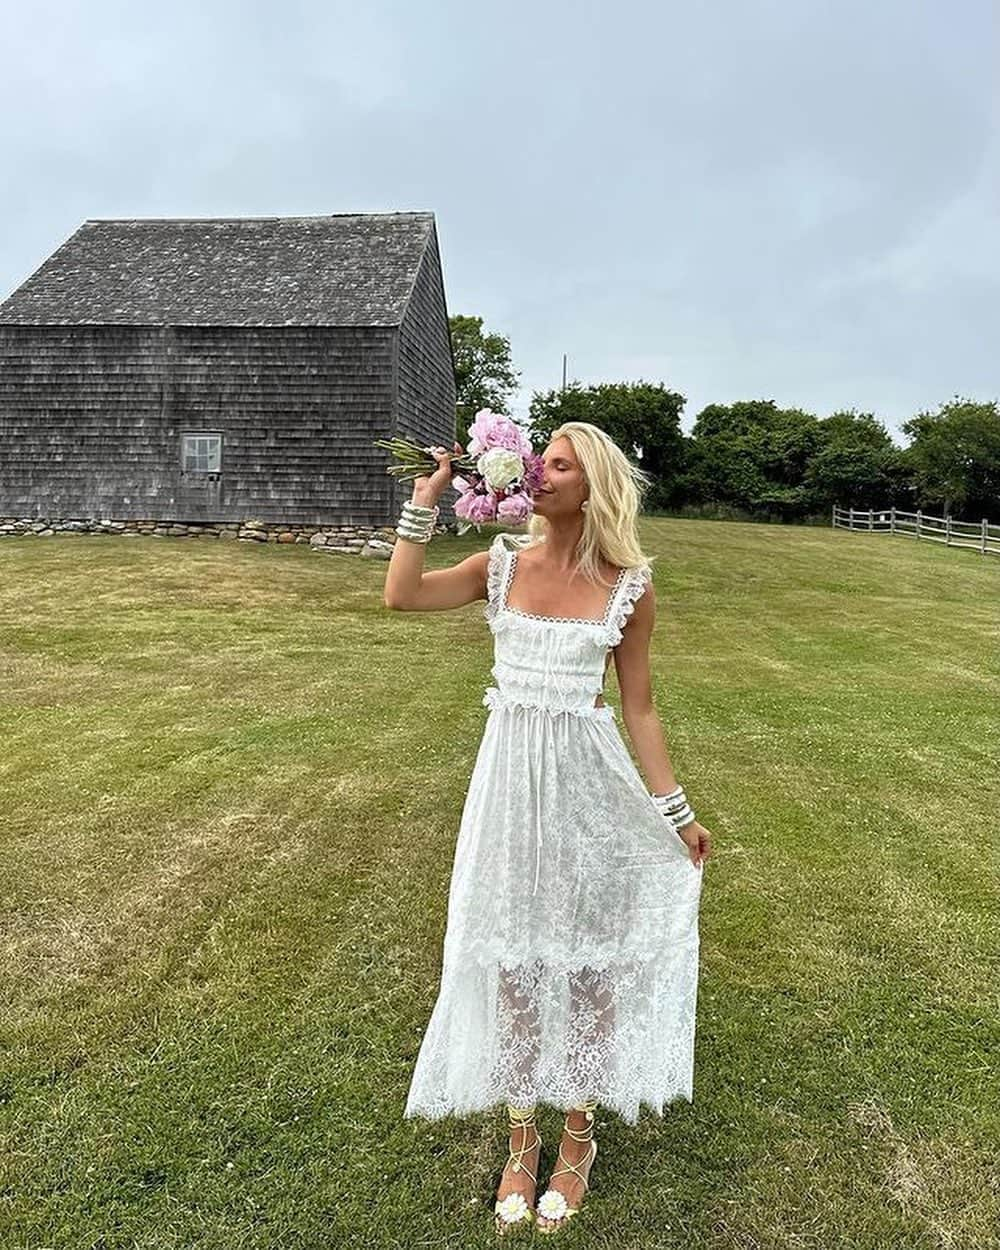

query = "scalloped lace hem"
[403,1087,694,1125]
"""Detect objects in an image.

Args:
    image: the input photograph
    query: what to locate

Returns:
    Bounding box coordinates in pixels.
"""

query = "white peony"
[477,447,524,492]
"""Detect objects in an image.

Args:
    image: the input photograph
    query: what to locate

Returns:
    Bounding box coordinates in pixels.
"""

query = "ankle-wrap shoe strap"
[503,1103,541,1180]
[506,1103,537,1126]
[564,1099,597,1142]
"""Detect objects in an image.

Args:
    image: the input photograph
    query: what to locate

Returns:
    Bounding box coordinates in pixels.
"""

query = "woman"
[385,422,712,1235]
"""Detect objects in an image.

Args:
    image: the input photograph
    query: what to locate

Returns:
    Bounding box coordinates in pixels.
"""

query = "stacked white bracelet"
[650,785,696,830]
[396,499,440,544]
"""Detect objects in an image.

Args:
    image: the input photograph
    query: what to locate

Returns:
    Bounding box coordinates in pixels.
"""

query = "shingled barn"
[0,212,456,550]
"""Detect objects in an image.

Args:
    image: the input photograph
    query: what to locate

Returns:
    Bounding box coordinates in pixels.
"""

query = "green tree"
[802,410,900,512]
[900,397,1000,519]
[527,380,688,510]
[685,400,821,519]
[449,315,520,438]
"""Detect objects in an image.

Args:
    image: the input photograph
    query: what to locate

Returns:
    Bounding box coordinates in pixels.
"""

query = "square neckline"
[500,547,629,626]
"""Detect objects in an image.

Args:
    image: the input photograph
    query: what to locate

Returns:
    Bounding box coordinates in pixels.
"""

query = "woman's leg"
[493,963,544,1229]
[494,960,543,1103]
[494,1102,542,1232]
[536,1098,599,1231]
[567,963,615,1094]
[536,966,609,1231]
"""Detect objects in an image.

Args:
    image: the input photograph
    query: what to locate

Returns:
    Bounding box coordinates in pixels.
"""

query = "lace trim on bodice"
[500,546,629,626]
[606,562,654,648]
[483,533,652,648]
[482,534,509,627]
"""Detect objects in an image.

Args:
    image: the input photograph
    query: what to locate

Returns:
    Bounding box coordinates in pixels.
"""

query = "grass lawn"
[0,519,997,1249]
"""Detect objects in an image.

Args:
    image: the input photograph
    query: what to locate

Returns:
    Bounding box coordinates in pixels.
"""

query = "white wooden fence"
[832,506,1000,558]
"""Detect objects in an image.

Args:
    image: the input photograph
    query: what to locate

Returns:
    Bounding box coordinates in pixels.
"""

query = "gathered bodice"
[482,532,653,718]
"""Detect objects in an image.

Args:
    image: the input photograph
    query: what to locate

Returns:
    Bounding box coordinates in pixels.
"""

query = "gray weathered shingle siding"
[0,325,163,517]
[0,324,398,525]
[395,225,457,520]
[0,213,456,529]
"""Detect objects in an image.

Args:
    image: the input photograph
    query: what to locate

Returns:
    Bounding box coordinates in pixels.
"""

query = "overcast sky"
[2,0,997,446]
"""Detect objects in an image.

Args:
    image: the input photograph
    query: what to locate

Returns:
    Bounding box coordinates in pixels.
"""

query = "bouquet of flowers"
[374,409,545,535]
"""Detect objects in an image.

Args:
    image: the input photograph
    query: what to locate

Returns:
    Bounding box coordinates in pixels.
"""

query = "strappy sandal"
[494,1104,542,1236]
[536,1100,598,1234]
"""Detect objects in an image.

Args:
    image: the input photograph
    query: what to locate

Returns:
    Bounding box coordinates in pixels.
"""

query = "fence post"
[868,509,873,532]
[945,514,951,547]
[831,504,836,529]
[890,505,896,534]
[983,518,988,556]
[849,507,854,530]
[916,509,922,540]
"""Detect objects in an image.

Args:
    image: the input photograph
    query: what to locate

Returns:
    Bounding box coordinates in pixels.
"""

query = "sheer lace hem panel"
[402,953,699,1125]
[606,565,653,648]
[458,932,700,971]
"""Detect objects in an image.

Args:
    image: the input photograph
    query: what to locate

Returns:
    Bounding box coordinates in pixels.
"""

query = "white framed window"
[181,432,222,473]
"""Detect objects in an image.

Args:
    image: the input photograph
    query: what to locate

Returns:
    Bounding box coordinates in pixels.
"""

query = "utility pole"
[562,354,567,393]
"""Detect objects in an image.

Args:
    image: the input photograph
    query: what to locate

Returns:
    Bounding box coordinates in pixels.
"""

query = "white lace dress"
[403,532,703,1126]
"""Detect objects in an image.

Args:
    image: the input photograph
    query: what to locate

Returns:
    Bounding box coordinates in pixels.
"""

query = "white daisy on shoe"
[495,1191,531,1223]
[537,1189,569,1220]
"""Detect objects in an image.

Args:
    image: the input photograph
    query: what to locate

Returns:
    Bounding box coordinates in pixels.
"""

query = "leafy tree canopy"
[449,315,520,439]
[900,396,1000,517]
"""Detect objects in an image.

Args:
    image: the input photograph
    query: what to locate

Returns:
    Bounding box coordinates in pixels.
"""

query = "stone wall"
[0,515,452,557]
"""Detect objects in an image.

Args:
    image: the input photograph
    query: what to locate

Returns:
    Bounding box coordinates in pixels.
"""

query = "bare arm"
[613,582,679,794]
[614,581,713,867]
[384,542,490,611]
[383,441,490,612]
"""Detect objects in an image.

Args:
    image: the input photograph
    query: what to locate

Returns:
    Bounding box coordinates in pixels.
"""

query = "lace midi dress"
[403,532,703,1126]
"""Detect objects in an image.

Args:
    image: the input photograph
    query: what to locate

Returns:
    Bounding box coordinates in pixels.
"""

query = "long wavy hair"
[503,422,655,587]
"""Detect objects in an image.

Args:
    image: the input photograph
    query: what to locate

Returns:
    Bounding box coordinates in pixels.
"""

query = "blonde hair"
[506,421,654,586]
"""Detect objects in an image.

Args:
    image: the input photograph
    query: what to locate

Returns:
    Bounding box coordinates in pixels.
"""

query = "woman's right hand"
[411,441,465,508]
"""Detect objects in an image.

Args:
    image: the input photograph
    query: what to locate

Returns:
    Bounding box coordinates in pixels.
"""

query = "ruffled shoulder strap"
[605,562,654,647]
[483,532,514,625]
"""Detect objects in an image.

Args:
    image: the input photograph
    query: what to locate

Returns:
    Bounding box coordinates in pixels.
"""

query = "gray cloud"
[2,0,997,447]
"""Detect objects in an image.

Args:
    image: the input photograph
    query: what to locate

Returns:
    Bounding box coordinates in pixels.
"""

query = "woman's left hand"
[678,820,712,868]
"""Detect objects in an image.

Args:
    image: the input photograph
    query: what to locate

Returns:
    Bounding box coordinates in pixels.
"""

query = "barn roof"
[0,213,439,327]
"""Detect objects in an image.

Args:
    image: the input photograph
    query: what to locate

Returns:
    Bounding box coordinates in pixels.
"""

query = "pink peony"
[455,488,499,524]
[467,409,533,459]
[468,492,498,523]
[496,492,532,525]
[453,489,477,521]
[520,453,546,495]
